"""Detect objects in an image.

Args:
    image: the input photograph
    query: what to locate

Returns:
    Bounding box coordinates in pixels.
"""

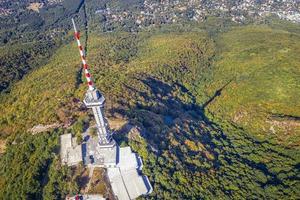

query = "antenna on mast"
[71,18,77,33]
[72,18,94,91]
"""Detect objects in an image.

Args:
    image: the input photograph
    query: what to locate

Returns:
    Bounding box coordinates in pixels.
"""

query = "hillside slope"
[0,24,299,199]
[0,41,81,137]
[205,26,300,147]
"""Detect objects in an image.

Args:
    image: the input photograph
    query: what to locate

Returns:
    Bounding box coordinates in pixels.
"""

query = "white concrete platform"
[121,169,149,199]
[60,134,152,200]
[60,134,82,166]
[107,146,153,200]
[118,146,139,170]
[83,136,117,167]
[108,168,130,200]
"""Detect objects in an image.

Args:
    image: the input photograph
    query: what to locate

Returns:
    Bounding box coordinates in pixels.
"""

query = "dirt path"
[85,166,94,193]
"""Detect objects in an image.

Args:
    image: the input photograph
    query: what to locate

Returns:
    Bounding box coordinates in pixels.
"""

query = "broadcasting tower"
[72,18,115,148]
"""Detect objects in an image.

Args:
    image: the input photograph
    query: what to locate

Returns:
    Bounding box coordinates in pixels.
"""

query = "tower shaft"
[91,105,111,144]
[83,89,115,147]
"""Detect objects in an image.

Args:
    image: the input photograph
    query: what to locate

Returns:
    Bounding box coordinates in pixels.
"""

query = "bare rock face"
[111,120,144,140]
[0,139,6,154]
[26,3,44,13]
[29,123,61,135]
[128,125,143,140]
[108,118,128,131]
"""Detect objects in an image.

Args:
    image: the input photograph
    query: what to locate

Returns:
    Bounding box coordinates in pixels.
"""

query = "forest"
[0,0,86,92]
[0,0,299,199]
[0,129,78,199]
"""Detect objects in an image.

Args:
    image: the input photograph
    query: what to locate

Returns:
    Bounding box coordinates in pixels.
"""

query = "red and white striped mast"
[72,18,94,91]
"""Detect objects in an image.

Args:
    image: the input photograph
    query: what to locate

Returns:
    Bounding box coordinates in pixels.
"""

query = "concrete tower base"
[83,136,117,168]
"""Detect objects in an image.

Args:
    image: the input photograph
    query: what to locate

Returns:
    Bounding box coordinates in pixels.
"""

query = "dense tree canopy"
[0,2,299,198]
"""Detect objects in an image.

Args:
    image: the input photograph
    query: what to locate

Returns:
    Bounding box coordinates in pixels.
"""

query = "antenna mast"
[72,18,115,148]
[72,18,94,91]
